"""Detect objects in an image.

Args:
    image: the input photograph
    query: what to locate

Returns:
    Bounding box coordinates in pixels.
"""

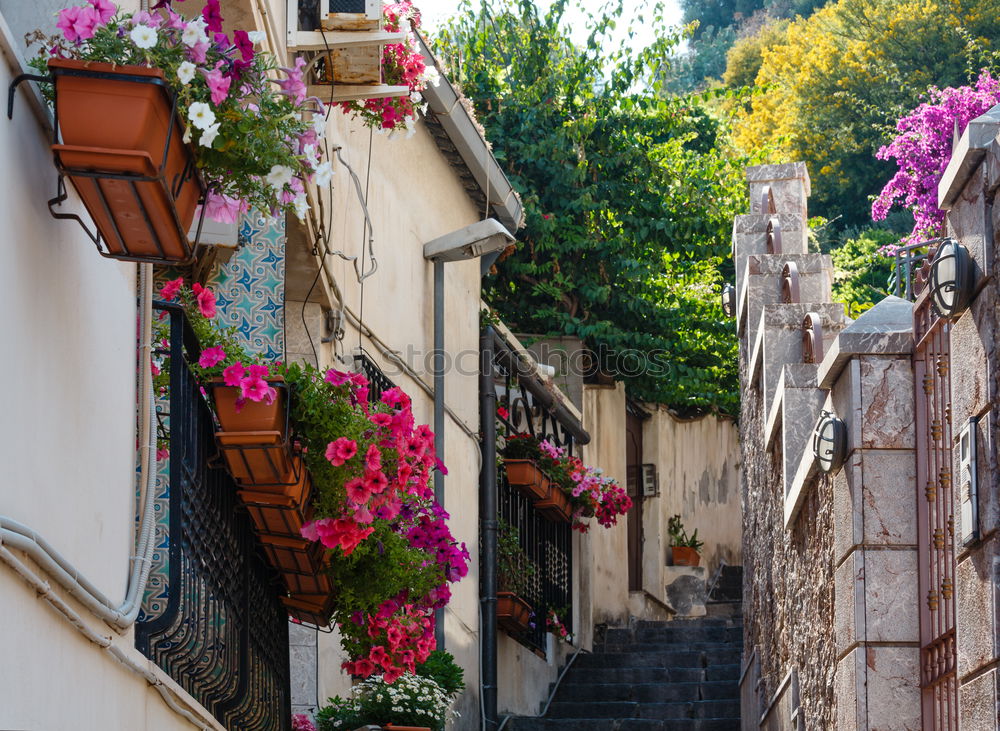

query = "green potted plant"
[668,515,704,567]
[502,433,551,501]
[26,0,330,262]
[496,520,535,634]
[315,670,459,731]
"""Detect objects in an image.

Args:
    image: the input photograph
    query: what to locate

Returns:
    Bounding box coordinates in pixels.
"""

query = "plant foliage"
[435,0,753,415]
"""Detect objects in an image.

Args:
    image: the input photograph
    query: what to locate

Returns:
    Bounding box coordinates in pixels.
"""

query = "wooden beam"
[288,30,406,51]
[308,84,409,102]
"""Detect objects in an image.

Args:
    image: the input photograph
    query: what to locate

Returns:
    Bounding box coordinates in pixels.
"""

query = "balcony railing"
[136,302,291,731]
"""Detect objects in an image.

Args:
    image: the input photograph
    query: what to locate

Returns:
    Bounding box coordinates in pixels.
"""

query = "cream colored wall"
[641,408,741,601]
[0,3,212,728]
[581,384,631,625]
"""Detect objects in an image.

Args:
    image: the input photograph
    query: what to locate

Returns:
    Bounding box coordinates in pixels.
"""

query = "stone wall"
[736,163,922,729]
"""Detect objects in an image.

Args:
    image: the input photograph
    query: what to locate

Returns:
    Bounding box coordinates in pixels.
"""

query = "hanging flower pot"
[211,379,288,435]
[496,591,532,635]
[503,459,549,501]
[48,59,203,263]
[535,482,572,523]
[259,533,325,576]
[238,456,314,536]
[218,431,297,487]
[283,591,336,627]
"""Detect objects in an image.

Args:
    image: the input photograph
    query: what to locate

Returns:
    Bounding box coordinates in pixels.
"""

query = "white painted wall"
[0,3,216,729]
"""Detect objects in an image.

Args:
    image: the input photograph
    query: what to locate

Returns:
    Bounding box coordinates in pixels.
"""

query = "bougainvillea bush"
[31,0,332,222]
[336,0,439,133]
[159,280,469,684]
[873,71,1000,246]
[503,433,632,531]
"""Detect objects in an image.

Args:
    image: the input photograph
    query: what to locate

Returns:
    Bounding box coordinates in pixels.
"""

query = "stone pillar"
[817,299,921,731]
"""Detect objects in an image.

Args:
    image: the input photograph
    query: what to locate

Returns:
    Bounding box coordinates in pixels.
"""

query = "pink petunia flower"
[191,282,217,318]
[57,6,99,43]
[159,276,183,301]
[364,444,382,472]
[345,478,371,505]
[203,191,246,224]
[325,437,358,466]
[198,345,226,368]
[187,40,209,64]
[324,369,350,386]
[202,0,223,33]
[362,469,388,494]
[202,62,231,105]
[222,362,245,387]
[89,0,115,24]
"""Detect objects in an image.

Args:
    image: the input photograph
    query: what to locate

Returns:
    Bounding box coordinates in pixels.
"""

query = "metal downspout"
[479,327,499,730]
[433,258,446,650]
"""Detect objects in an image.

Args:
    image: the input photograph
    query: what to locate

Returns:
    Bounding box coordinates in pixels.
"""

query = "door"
[626,411,644,592]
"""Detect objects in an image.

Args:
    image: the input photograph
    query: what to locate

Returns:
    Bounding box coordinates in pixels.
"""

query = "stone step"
[546,699,740,720]
[556,680,738,703]
[563,662,741,685]
[632,626,744,643]
[507,719,740,731]
[598,641,744,655]
[573,649,743,670]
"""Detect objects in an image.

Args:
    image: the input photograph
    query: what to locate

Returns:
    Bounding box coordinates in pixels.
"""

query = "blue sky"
[415,0,683,51]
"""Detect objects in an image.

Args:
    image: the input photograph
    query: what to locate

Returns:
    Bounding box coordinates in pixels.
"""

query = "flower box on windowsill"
[47,59,204,263]
[535,483,572,523]
[211,379,288,434]
[503,459,549,501]
[496,591,532,635]
[284,591,336,627]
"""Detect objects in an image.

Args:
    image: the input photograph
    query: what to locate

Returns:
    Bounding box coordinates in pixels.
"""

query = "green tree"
[829,227,898,316]
[435,0,752,414]
[731,0,1000,225]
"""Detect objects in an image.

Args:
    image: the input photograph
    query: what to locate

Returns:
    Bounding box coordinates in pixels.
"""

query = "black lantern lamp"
[812,409,847,474]
[722,283,736,317]
[929,238,976,318]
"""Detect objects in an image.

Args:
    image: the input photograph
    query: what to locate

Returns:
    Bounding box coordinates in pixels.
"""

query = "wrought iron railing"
[354,350,397,404]
[894,239,936,301]
[486,329,587,652]
[137,302,291,731]
[497,474,573,653]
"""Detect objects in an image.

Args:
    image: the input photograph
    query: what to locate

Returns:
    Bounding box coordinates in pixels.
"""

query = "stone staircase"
[507,609,743,730]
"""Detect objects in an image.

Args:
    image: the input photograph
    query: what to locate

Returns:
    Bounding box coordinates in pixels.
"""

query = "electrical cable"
[357,127,374,352]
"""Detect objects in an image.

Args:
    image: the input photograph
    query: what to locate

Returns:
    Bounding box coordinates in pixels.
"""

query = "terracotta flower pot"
[218,430,295,487]
[496,591,532,634]
[383,724,432,731]
[238,457,315,537]
[283,591,335,627]
[672,546,701,567]
[211,380,287,434]
[48,59,202,262]
[535,483,572,523]
[259,533,325,576]
[504,459,548,501]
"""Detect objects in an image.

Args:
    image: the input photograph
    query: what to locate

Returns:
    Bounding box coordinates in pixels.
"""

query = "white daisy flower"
[130,25,157,50]
[188,102,216,130]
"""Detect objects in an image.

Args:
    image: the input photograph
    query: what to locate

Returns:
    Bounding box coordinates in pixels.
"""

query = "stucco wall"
[581,383,630,626]
[641,408,741,599]
[0,2,214,728]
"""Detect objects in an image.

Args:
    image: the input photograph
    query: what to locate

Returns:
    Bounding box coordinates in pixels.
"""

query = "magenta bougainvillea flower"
[873,71,1000,247]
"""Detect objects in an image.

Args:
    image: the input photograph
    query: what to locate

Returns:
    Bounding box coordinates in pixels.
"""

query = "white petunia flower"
[130,25,157,50]
[311,115,327,138]
[404,115,417,139]
[247,30,267,44]
[265,164,293,190]
[188,102,216,130]
[421,65,441,87]
[199,122,221,148]
[292,194,308,221]
[182,18,208,47]
[176,61,196,85]
[302,144,321,169]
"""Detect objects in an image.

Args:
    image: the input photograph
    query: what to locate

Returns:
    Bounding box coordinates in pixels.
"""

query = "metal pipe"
[479,327,499,730]
[432,259,446,651]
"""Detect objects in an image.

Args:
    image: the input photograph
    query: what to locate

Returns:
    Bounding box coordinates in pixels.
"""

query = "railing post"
[480,326,499,730]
